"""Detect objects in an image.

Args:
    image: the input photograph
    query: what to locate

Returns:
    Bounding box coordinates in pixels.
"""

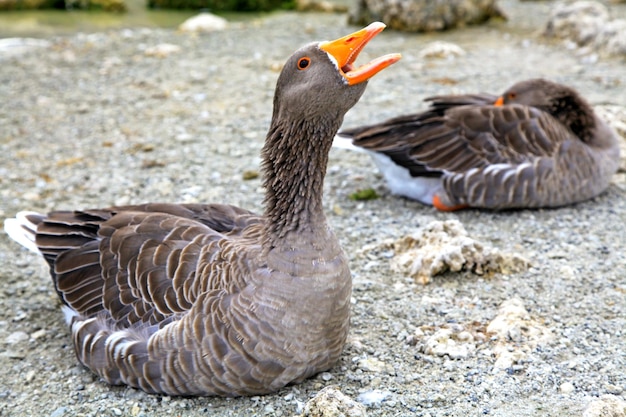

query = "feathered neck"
[260,113,343,250]
[545,87,596,143]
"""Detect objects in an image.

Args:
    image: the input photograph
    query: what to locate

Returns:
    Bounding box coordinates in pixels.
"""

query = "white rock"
[543,0,626,56]
[0,38,51,58]
[384,220,529,284]
[543,1,609,45]
[487,298,554,372]
[418,41,466,59]
[303,387,367,417]
[560,382,576,394]
[423,328,475,359]
[583,394,626,417]
[595,19,626,56]
[357,357,392,373]
[144,43,181,58]
[6,331,29,344]
[179,13,228,33]
[357,389,391,406]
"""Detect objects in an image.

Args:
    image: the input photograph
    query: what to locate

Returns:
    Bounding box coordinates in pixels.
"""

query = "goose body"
[4,24,400,396]
[337,79,620,210]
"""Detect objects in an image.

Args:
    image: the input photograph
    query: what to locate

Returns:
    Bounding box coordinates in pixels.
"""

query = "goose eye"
[508,92,517,100]
[297,57,311,70]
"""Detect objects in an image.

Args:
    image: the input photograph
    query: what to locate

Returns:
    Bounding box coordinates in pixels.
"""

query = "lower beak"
[319,22,401,85]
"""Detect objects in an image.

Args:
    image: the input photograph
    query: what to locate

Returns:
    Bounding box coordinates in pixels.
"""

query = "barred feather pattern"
[339,79,620,209]
[3,38,386,396]
[19,201,350,396]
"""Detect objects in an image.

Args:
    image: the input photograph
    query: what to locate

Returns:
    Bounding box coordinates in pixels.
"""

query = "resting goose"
[4,23,401,396]
[336,78,620,210]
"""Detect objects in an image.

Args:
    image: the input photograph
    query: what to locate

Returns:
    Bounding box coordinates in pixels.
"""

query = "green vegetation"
[0,0,294,12]
[349,188,380,201]
[147,0,294,11]
[0,0,126,11]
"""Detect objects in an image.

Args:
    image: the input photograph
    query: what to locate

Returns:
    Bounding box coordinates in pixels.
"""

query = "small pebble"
[320,372,333,381]
[560,382,575,394]
[50,407,68,417]
[6,331,29,344]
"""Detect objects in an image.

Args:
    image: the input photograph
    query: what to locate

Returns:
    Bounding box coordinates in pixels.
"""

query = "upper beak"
[319,22,402,86]
[494,96,505,106]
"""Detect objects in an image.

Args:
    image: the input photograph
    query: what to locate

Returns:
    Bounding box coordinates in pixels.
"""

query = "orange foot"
[432,194,469,211]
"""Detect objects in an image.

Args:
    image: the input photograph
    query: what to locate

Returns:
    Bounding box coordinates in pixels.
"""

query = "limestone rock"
[543,1,626,56]
[487,298,553,372]
[144,43,181,58]
[179,13,228,33]
[543,1,609,45]
[302,387,367,417]
[583,395,626,417]
[349,0,506,32]
[418,41,466,59]
[296,0,348,12]
[385,219,529,284]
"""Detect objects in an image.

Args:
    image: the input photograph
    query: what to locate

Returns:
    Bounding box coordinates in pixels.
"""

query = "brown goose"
[3,23,401,397]
[336,78,620,210]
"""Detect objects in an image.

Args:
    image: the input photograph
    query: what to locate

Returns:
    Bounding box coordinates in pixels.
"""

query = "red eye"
[297,57,311,70]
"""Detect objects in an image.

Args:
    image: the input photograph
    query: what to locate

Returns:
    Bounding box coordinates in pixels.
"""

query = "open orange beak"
[319,22,401,86]
[494,96,505,106]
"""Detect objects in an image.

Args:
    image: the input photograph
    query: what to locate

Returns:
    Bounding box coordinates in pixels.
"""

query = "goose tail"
[332,134,365,153]
[4,211,44,254]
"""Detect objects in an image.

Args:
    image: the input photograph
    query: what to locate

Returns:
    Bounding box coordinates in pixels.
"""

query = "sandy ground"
[0,1,625,416]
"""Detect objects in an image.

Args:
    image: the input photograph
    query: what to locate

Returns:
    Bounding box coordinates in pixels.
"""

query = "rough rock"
[376,219,529,284]
[418,41,466,59]
[296,0,348,12]
[583,395,626,417]
[486,298,553,372]
[179,13,228,33]
[348,0,506,32]
[593,19,626,56]
[144,43,181,58]
[302,387,367,417]
[422,327,476,359]
[543,1,626,56]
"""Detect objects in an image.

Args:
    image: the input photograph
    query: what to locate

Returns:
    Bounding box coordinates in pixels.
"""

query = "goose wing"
[31,203,262,327]
[404,103,568,173]
[339,93,498,176]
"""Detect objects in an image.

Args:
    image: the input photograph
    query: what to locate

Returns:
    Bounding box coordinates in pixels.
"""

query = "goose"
[3,23,401,397]
[335,78,620,210]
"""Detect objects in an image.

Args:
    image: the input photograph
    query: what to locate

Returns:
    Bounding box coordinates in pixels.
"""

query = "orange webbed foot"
[432,194,469,211]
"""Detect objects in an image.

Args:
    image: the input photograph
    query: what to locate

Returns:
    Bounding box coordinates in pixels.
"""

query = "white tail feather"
[332,134,365,153]
[4,211,42,254]
[62,305,80,325]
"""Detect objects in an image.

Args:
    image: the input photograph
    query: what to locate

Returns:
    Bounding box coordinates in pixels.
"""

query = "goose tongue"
[319,22,402,86]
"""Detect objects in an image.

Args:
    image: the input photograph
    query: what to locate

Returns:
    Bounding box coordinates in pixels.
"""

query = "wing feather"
[28,203,263,329]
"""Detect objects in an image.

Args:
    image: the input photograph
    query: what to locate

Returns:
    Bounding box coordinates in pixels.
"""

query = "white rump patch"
[368,152,441,205]
[4,211,41,253]
[62,305,80,325]
[331,135,366,153]
[333,136,442,204]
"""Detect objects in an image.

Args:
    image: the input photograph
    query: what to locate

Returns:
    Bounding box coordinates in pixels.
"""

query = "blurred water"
[0,0,262,37]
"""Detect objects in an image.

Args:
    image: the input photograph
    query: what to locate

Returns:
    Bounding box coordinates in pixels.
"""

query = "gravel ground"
[1,1,626,416]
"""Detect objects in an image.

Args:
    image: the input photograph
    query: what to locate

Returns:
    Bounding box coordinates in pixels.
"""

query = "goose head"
[272,22,401,122]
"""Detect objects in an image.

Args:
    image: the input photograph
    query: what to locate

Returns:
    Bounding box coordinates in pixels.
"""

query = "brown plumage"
[337,78,620,210]
[4,23,400,396]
